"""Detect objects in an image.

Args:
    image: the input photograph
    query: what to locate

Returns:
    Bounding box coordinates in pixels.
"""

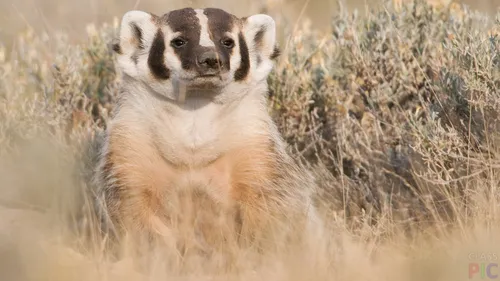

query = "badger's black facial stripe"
[148,29,170,80]
[204,8,236,72]
[164,8,201,71]
[234,32,250,81]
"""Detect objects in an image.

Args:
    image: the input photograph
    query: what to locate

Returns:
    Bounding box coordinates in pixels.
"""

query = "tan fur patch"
[104,125,175,237]
[103,125,279,244]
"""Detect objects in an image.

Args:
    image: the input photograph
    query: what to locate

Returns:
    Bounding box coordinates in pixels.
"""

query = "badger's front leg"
[95,125,177,242]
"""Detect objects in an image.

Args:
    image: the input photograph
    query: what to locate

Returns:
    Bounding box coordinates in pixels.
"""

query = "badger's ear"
[242,14,280,62]
[113,11,157,55]
[113,10,160,77]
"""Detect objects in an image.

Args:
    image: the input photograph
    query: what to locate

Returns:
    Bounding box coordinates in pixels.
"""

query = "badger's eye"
[171,38,187,48]
[221,38,235,49]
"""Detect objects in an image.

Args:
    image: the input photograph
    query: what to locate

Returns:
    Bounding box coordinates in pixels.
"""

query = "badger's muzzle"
[196,50,222,76]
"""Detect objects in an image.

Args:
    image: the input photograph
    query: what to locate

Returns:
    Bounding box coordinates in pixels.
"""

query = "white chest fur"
[149,96,268,168]
[168,102,221,152]
[117,83,271,168]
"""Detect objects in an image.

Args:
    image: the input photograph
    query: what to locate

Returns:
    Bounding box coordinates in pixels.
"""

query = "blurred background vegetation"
[0,0,499,280]
[0,0,498,43]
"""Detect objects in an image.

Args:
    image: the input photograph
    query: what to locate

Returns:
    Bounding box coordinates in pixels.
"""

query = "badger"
[93,7,322,252]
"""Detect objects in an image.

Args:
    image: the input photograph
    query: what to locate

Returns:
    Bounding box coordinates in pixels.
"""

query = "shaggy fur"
[92,7,322,252]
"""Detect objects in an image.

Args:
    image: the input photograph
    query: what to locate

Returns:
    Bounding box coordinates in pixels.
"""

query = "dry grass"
[0,0,500,280]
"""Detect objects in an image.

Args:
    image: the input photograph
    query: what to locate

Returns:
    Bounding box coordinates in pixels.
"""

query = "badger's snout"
[196,50,223,76]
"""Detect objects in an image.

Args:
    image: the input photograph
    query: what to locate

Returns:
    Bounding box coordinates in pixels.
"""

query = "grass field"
[0,0,500,280]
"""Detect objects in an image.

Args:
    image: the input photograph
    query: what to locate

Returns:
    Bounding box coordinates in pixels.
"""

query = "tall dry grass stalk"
[0,0,499,280]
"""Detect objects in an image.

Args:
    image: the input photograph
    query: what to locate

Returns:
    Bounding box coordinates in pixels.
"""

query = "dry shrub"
[270,0,500,235]
[0,0,500,280]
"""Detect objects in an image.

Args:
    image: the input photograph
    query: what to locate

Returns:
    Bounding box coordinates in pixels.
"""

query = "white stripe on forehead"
[195,9,215,47]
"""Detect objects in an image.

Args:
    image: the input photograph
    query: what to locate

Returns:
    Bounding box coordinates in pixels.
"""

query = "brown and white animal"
[93,7,322,250]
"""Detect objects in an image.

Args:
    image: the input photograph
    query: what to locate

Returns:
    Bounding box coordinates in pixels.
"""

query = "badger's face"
[113,8,279,102]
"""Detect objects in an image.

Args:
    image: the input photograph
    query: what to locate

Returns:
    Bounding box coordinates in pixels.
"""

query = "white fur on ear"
[242,14,279,83]
[119,11,151,50]
[114,10,158,79]
[244,14,277,59]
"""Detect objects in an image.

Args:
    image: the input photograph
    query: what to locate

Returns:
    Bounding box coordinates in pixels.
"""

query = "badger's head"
[113,8,280,103]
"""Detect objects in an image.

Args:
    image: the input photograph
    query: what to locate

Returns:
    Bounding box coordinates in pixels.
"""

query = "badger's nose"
[197,51,221,70]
